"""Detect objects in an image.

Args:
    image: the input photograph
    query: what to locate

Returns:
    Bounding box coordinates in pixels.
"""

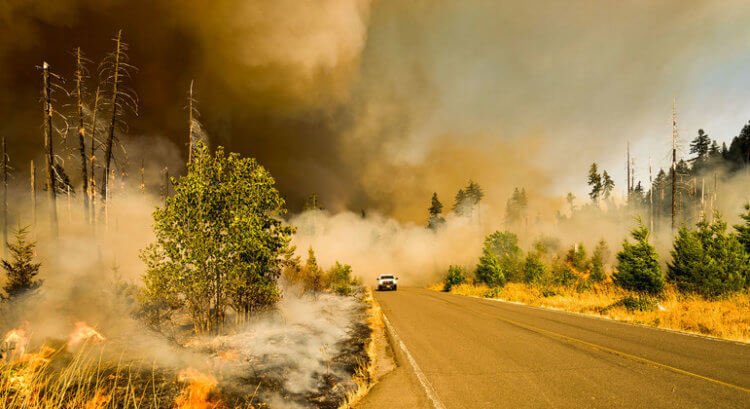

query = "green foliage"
[615,295,657,312]
[614,220,664,295]
[443,265,467,292]
[453,180,483,217]
[565,243,590,272]
[302,247,326,293]
[140,143,293,333]
[427,192,446,230]
[590,240,609,282]
[601,171,615,200]
[668,215,749,298]
[551,259,577,287]
[484,286,502,298]
[480,231,523,281]
[475,254,506,288]
[327,262,357,296]
[734,203,750,254]
[532,236,561,258]
[523,252,547,284]
[505,187,528,225]
[1,227,42,301]
[588,163,602,202]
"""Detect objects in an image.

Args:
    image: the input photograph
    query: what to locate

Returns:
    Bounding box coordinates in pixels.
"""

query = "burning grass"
[437,282,750,343]
[1,290,374,409]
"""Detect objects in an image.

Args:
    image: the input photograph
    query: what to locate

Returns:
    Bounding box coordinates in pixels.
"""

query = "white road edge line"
[383,314,447,409]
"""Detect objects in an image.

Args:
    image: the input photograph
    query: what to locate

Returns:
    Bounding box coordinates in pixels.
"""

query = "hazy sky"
[2,0,750,220]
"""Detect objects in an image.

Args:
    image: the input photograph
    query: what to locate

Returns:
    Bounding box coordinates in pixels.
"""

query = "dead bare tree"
[2,137,8,255]
[30,160,36,226]
[671,98,678,231]
[74,47,91,222]
[89,86,101,223]
[99,30,137,204]
[139,158,145,193]
[42,62,59,236]
[188,80,196,165]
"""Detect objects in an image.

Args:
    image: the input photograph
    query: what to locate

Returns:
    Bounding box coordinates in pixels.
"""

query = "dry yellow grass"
[338,288,384,409]
[436,282,750,343]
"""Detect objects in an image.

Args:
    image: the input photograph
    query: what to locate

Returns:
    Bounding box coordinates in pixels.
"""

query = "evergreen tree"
[669,215,750,298]
[566,192,576,213]
[452,188,469,216]
[565,243,590,272]
[427,192,446,230]
[475,253,505,288]
[505,187,528,225]
[587,163,602,202]
[453,180,484,217]
[590,240,609,282]
[1,227,42,300]
[443,265,466,292]
[689,129,711,161]
[523,251,547,284]
[734,203,750,254]
[601,171,615,200]
[303,193,322,211]
[465,180,484,206]
[726,121,750,170]
[303,247,326,293]
[614,220,663,295]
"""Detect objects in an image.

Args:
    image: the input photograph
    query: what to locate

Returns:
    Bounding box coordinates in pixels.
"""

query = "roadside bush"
[484,286,502,298]
[480,231,523,281]
[614,220,664,295]
[476,253,506,288]
[734,203,750,254]
[443,265,467,292]
[531,236,561,258]
[523,252,547,284]
[327,262,358,296]
[668,215,749,298]
[551,259,577,287]
[616,295,657,312]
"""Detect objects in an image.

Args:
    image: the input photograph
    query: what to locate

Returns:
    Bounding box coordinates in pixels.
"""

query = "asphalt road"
[357,287,750,409]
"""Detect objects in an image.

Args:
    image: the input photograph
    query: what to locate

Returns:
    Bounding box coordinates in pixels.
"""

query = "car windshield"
[381,275,394,280]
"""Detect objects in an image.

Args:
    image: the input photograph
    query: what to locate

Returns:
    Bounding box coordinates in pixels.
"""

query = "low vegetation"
[437,206,750,342]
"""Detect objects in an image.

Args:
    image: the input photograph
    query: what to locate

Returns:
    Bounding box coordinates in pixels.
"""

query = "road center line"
[383,314,448,409]
[493,314,750,395]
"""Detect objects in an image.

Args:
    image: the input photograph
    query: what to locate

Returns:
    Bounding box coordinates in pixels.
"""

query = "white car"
[376,274,398,291]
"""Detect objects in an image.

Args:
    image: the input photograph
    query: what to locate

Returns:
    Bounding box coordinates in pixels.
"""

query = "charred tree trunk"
[75,47,90,222]
[90,86,101,224]
[139,158,145,193]
[30,160,36,226]
[2,137,7,255]
[42,62,58,236]
[101,30,122,203]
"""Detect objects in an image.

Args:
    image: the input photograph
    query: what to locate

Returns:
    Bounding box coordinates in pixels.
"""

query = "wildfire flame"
[84,389,112,409]
[2,327,30,360]
[175,368,219,409]
[67,322,106,350]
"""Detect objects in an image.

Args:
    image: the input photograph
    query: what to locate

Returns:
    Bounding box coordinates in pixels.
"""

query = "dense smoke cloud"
[2,0,750,220]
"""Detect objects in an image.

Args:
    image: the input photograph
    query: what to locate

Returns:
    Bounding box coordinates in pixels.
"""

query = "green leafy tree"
[141,143,293,334]
[669,215,749,298]
[590,240,609,282]
[475,253,506,288]
[427,192,446,230]
[1,227,42,300]
[327,262,357,296]
[481,231,523,281]
[734,203,750,254]
[588,163,602,202]
[614,220,664,295]
[443,265,467,292]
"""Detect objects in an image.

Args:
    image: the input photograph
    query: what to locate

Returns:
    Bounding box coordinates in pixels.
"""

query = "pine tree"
[614,220,663,295]
[590,240,609,282]
[734,203,750,254]
[601,171,615,200]
[505,187,528,225]
[453,188,468,216]
[303,247,326,293]
[427,192,446,230]
[689,129,711,161]
[587,163,602,202]
[303,193,322,211]
[1,227,42,300]
[669,214,750,298]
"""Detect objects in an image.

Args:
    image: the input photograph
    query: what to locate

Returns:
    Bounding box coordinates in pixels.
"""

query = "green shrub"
[668,215,749,298]
[484,287,502,298]
[616,295,656,312]
[475,253,506,288]
[327,262,358,296]
[481,231,523,281]
[565,243,590,272]
[575,279,592,293]
[614,220,664,295]
[523,252,547,284]
[590,240,609,282]
[552,260,577,287]
[443,265,467,292]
